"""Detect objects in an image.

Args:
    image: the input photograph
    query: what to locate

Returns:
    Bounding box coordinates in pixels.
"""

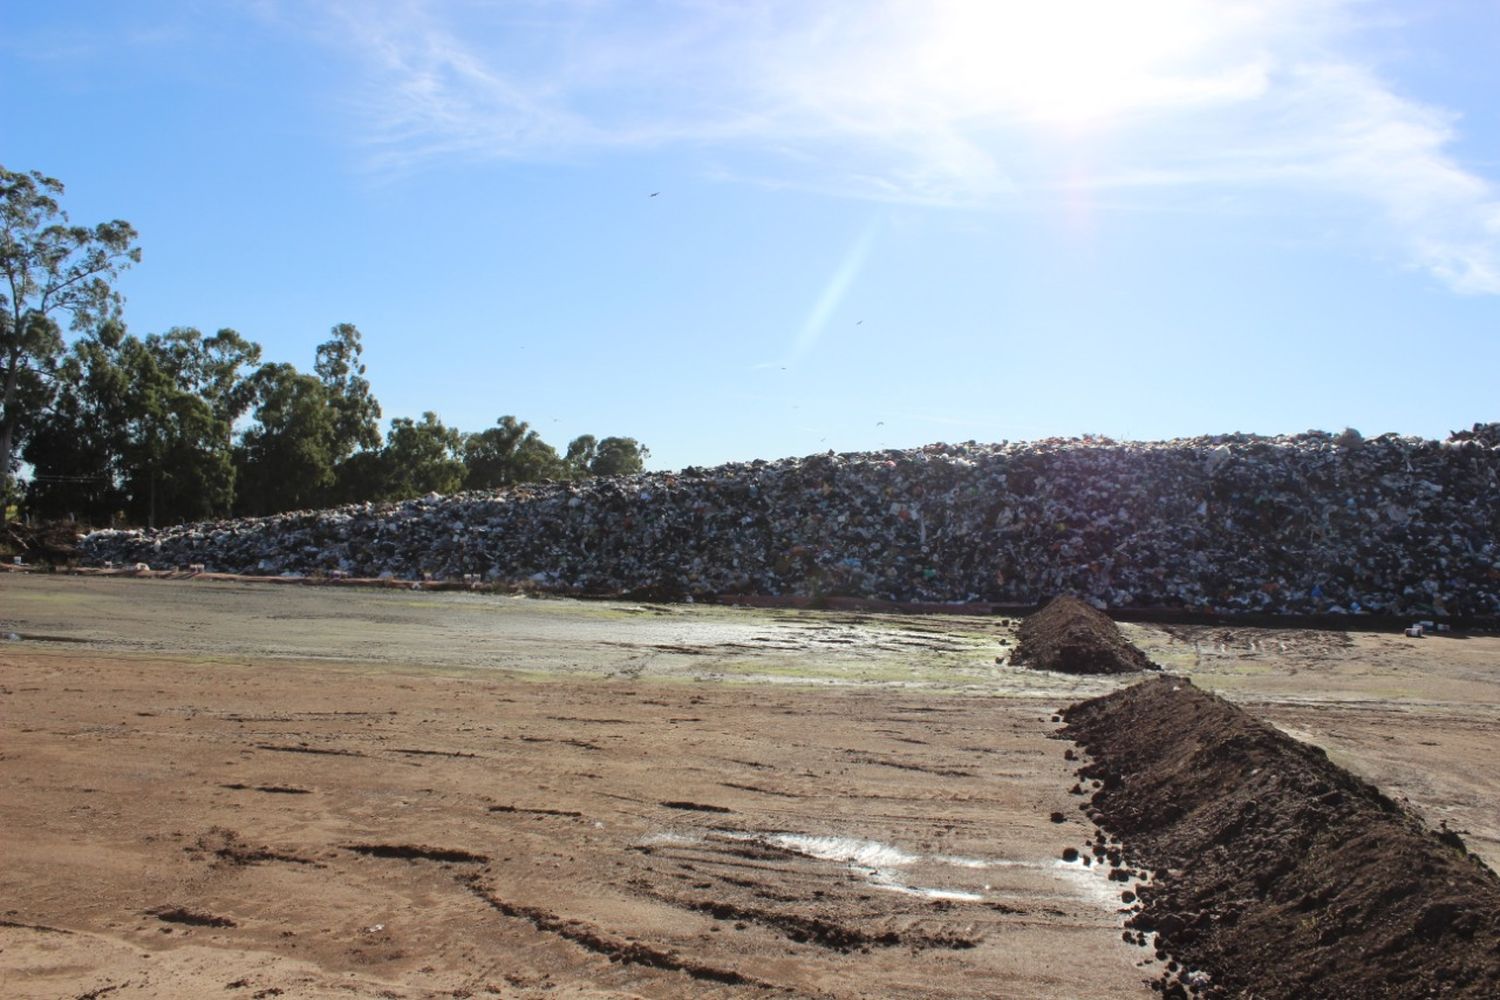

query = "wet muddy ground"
[2,575,1497,998]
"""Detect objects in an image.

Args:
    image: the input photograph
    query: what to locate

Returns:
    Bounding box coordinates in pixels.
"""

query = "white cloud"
[299,0,1500,293]
[1276,63,1500,293]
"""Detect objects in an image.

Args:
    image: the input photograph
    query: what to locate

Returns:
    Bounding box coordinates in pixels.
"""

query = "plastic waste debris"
[76,424,1500,617]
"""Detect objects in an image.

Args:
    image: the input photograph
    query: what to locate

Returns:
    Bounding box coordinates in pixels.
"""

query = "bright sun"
[904,0,1263,128]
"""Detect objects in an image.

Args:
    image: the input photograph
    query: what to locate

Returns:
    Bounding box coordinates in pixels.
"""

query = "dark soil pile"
[1062,676,1500,999]
[1011,595,1157,674]
[2,521,80,565]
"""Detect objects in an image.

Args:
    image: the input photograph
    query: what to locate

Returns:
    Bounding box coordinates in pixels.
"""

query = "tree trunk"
[0,334,26,526]
[0,421,12,527]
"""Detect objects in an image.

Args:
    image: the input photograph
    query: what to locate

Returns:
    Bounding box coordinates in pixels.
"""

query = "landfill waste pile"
[1062,675,1500,998]
[1011,596,1158,674]
[80,425,1500,616]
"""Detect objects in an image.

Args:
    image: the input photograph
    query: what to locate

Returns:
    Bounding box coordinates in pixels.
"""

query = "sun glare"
[906,0,1260,128]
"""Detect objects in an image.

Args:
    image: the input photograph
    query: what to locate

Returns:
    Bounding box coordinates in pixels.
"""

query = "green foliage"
[1,165,140,516]
[153,326,262,433]
[234,363,337,516]
[21,316,652,522]
[331,449,389,506]
[564,434,598,479]
[589,436,649,477]
[561,434,648,478]
[315,323,381,460]
[25,325,248,526]
[460,422,652,490]
[119,335,236,525]
[22,330,131,522]
[465,416,564,489]
[381,411,466,500]
[5,168,651,521]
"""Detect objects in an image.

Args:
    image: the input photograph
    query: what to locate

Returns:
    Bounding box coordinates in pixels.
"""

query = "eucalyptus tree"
[119,335,234,526]
[21,322,132,522]
[382,411,466,499]
[465,415,563,489]
[234,363,337,516]
[148,326,262,442]
[512,431,565,483]
[24,324,255,525]
[1,165,139,518]
[315,322,381,461]
[563,434,598,479]
[589,436,649,476]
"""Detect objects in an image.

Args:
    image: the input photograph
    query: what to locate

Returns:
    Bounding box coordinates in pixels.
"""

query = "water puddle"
[638,830,704,847]
[637,824,1134,910]
[934,854,1030,869]
[867,874,985,902]
[3,632,93,644]
[760,833,918,868]
[714,831,1002,901]
[1054,856,1138,908]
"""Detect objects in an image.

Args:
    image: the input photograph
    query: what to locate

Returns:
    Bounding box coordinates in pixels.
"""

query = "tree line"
[2,165,645,527]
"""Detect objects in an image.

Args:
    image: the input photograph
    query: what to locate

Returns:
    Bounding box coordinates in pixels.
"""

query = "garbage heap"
[79,426,1500,616]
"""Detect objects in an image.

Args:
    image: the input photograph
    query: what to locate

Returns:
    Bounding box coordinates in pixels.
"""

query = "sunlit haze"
[4,0,1496,470]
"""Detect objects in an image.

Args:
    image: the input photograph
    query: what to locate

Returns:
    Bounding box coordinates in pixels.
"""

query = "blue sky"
[4,0,1497,471]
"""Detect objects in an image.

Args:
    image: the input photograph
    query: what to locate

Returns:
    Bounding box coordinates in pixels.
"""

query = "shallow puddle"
[866,874,985,901]
[680,829,1048,903]
[637,830,704,847]
[1054,856,1140,909]
[760,833,919,868]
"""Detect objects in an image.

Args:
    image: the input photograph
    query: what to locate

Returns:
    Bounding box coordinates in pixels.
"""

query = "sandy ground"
[2,575,1497,999]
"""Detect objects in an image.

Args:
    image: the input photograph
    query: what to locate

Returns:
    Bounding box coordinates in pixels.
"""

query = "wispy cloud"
[292,0,1500,293]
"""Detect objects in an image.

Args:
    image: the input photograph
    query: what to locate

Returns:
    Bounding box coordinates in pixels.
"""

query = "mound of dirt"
[2,521,81,565]
[1011,595,1157,674]
[1062,676,1500,999]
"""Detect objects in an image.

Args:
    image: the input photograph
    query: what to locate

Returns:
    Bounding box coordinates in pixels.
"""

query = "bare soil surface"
[3,575,1499,998]
[1064,676,1500,998]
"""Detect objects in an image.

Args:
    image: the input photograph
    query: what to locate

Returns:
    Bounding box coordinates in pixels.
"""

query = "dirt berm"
[1012,595,1158,674]
[1062,676,1500,998]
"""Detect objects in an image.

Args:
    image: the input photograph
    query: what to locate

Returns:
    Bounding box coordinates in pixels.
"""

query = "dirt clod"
[343,844,489,864]
[659,801,734,813]
[149,907,236,928]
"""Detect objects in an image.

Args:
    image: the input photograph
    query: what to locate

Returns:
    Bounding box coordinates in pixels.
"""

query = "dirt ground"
[2,575,1498,998]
